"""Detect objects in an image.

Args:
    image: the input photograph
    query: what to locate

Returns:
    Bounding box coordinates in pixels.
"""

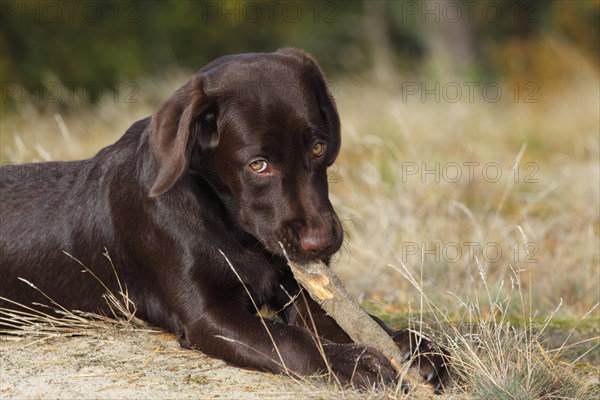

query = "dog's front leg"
[178,297,397,387]
[285,291,450,391]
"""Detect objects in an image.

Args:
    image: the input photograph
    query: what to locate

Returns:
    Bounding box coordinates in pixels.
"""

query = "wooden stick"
[286,258,418,387]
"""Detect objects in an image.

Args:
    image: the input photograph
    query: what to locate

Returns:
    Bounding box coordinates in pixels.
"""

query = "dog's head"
[148,48,343,261]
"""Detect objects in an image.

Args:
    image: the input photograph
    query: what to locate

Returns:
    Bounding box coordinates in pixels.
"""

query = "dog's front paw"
[322,342,397,389]
[392,330,450,393]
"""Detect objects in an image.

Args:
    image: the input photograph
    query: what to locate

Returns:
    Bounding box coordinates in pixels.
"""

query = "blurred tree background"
[1,0,598,110]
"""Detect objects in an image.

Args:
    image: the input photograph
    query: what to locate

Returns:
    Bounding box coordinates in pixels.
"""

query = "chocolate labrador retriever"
[0,48,447,390]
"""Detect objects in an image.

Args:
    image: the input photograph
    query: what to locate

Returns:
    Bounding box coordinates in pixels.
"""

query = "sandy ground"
[2,322,596,399]
[0,330,340,400]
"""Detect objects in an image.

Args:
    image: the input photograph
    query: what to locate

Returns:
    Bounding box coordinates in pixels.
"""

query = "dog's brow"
[305,124,327,139]
[311,130,329,143]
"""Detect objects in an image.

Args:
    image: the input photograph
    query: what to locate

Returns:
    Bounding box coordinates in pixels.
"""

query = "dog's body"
[1,49,447,389]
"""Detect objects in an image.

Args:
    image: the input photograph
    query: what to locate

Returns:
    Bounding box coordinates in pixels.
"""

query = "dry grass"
[0,249,155,339]
[1,60,598,398]
[331,75,599,319]
[390,258,598,399]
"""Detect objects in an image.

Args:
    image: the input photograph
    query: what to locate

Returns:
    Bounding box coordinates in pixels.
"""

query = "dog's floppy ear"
[149,74,218,197]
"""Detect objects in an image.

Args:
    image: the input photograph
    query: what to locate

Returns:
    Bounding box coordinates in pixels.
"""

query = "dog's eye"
[249,160,271,174]
[312,142,326,158]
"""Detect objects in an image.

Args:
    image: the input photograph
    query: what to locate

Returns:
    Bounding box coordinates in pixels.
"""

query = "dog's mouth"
[239,212,343,262]
[273,242,334,263]
[268,226,343,263]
